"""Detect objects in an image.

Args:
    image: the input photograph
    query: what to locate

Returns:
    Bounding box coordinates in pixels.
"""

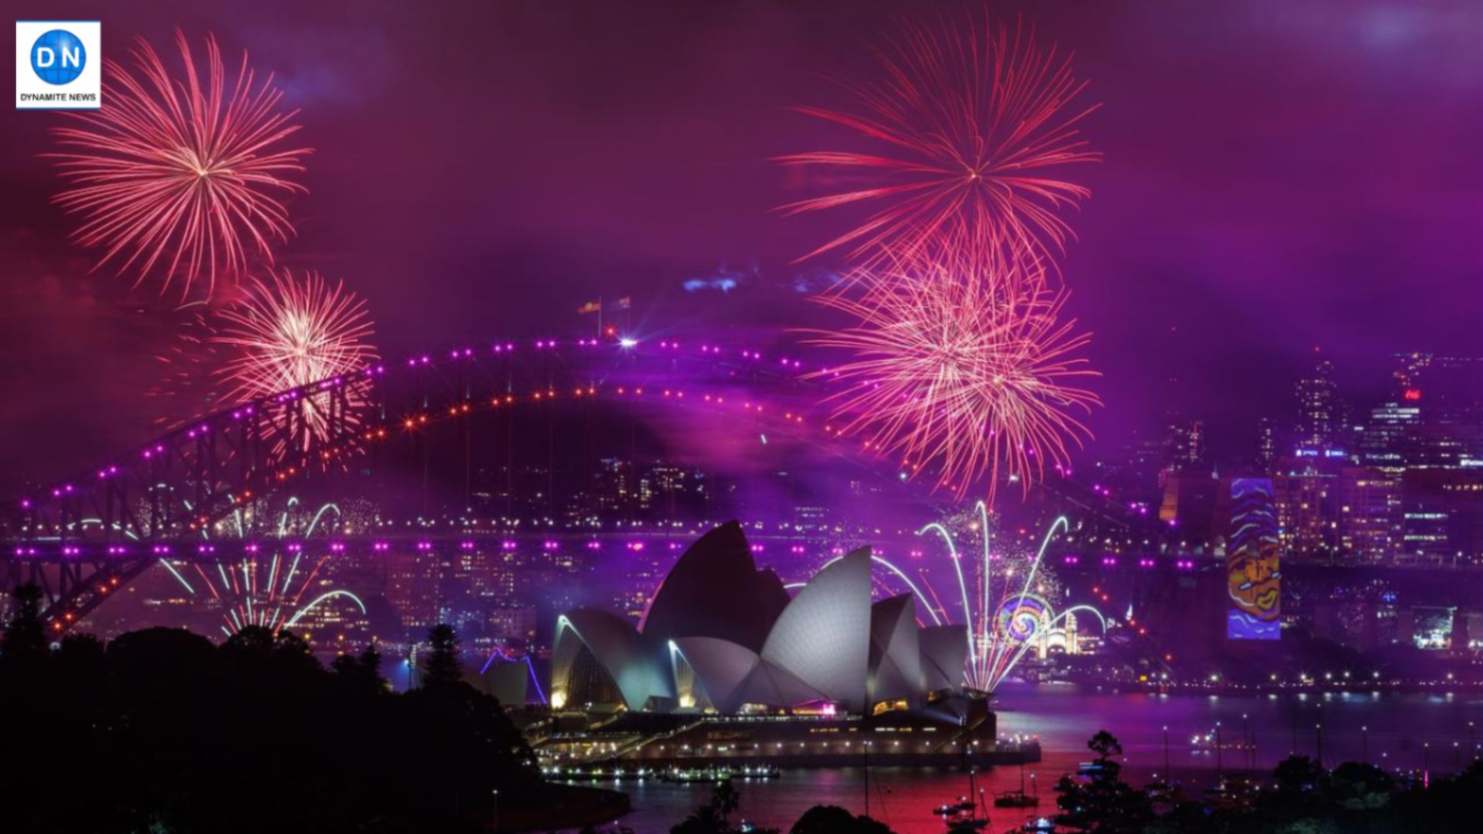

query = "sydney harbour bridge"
[3,330,1473,642]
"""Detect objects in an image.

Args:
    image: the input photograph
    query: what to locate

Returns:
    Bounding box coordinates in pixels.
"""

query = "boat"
[993,764,1039,808]
[932,797,975,816]
[660,763,780,783]
[1075,761,1106,777]
[993,791,1038,808]
[661,765,733,783]
[942,766,990,831]
[1190,728,1255,754]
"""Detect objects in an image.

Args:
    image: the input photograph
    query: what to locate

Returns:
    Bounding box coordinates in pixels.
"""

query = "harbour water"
[591,682,1483,833]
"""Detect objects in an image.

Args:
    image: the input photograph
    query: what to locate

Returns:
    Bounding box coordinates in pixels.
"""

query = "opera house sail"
[551,521,967,717]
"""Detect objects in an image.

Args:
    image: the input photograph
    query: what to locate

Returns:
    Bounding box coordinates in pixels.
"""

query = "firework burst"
[158,496,368,637]
[811,240,1099,499]
[913,505,1106,692]
[214,269,377,452]
[777,16,1098,270]
[48,30,311,302]
[815,506,1108,692]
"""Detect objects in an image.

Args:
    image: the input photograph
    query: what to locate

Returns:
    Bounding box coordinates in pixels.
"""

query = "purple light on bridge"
[373,541,390,552]
[287,542,302,553]
[1063,555,1080,565]
[501,540,517,551]
[107,545,127,555]
[1138,558,1155,568]
[416,541,432,552]
[542,540,558,551]
[197,544,215,554]
[585,540,601,550]
[460,540,475,551]
[245,543,260,553]
[1101,557,1118,567]
[62,545,80,556]
[330,541,347,553]
[627,541,645,552]
[152,545,171,555]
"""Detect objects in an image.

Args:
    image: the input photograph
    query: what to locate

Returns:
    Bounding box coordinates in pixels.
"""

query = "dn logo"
[30,29,86,85]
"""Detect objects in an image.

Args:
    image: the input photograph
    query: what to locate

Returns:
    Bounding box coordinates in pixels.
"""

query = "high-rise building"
[1256,417,1280,470]
[1359,399,1421,474]
[1337,467,1401,563]
[1162,418,1206,469]
[1295,359,1341,449]
[386,550,441,637]
[1273,450,1346,559]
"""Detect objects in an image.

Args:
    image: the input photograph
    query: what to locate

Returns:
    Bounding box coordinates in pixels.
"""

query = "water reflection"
[604,684,1483,834]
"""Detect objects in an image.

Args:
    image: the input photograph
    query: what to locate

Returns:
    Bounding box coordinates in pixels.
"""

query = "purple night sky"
[2,0,1482,493]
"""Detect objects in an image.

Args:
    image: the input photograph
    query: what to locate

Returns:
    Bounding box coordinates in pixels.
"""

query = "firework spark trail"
[912,504,1104,691]
[214,268,377,454]
[161,497,364,636]
[776,16,1099,271]
[47,30,311,302]
[809,239,1099,500]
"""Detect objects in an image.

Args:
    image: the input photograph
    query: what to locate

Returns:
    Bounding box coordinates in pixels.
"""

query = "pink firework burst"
[214,270,377,452]
[777,17,1099,271]
[48,30,311,302]
[810,239,1099,500]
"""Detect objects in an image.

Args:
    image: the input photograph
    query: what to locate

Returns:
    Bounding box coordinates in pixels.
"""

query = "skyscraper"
[1295,359,1341,450]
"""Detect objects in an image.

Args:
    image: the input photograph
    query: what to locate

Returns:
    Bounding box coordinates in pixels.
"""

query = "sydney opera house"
[550,522,968,717]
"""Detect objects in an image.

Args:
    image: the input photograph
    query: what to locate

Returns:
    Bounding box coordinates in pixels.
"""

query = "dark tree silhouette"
[0,585,549,834]
[0,583,48,663]
[332,641,384,693]
[423,623,463,687]
[790,805,895,834]
[1055,730,1153,834]
[671,780,760,834]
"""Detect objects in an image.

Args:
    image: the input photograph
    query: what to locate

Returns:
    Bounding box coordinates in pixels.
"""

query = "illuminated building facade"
[550,522,965,716]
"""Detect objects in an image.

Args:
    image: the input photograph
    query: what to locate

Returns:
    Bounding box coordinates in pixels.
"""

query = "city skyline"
[5,0,1483,491]
[4,4,1483,833]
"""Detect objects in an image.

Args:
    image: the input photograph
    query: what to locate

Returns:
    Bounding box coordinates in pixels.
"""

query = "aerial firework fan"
[47,30,311,302]
[777,16,1098,271]
[807,505,1108,692]
[913,504,1106,692]
[810,239,1099,499]
[156,496,368,638]
[215,269,377,454]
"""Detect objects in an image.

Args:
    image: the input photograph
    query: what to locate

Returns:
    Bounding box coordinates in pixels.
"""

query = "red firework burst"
[777,17,1099,270]
[810,240,1099,499]
[214,269,377,451]
[48,30,311,302]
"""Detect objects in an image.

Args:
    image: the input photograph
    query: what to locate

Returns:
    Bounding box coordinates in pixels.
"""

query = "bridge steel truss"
[0,339,826,629]
[1,336,1180,632]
